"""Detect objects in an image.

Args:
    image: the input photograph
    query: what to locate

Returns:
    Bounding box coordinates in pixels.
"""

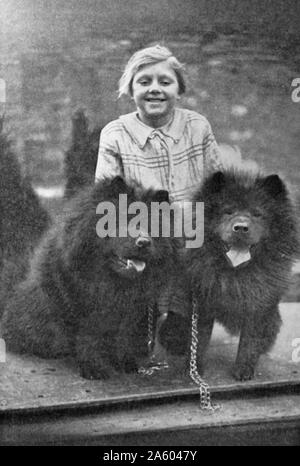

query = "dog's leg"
[193,303,215,375]
[115,310,148,374]
[233,306,282,381]
[76,325,119,380]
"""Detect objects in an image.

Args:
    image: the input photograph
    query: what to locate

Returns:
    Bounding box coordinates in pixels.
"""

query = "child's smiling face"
[131,61,180,128]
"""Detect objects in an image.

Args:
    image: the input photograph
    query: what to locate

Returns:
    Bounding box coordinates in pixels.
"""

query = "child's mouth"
[145,98,166,102]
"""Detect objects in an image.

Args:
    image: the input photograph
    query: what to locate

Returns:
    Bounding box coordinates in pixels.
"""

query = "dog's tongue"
[127,259,146,272]
[226,247,251,267]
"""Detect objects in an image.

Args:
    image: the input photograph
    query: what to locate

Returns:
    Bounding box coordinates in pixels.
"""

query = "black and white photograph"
[0,0,300,447]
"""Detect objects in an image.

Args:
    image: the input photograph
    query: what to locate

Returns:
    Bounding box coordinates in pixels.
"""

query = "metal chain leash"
[138,304,169,376]
[139,298,220,411]
[147,303,154,354]
[190,296,219,411]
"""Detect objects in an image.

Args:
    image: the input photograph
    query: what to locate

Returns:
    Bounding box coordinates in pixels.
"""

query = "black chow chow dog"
[188,169,299,381]
[1,177,180,379]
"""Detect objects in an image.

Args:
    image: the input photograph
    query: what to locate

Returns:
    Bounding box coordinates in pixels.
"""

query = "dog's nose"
[233,222,249,233]
[136,236,151,248]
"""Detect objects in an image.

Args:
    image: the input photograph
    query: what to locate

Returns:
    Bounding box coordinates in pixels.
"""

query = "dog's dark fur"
[188,170,299,381]
[1,177,179,379]
[64,110,101,198]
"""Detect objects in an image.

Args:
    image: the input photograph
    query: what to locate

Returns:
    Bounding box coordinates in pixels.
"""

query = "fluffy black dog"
[188,170,299,381]
[1,177,179,379]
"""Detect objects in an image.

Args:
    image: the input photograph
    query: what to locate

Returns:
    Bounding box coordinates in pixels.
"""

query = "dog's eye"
[253,209,263,218]
[224,208,234,215]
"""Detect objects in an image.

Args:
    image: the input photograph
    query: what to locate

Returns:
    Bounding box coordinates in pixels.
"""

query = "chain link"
[138,304,169,376]
[147,303,154,354]
[190,296,219,411]
[139,298,220,411]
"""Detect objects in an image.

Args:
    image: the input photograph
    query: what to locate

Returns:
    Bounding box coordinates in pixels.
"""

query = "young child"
[95,44,223,199]
[95,44,223,365]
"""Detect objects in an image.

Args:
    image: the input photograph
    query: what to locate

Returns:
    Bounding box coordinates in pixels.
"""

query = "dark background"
[1,0,300,199]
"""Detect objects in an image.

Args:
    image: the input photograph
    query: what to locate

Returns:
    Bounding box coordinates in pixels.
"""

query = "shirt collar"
[119,108,188,149]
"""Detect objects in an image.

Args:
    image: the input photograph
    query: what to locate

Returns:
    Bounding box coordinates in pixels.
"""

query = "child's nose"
[148,80,161,92]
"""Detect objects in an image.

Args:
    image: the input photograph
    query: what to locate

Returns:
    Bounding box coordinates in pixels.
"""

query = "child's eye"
[161,81,171,85]
[137,79,149,86]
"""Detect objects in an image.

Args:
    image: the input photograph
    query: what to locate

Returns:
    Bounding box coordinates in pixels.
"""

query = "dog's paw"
[232,363,255,381]
[122,356,139,374]
[79,362,111,380]
[158,313,189,355]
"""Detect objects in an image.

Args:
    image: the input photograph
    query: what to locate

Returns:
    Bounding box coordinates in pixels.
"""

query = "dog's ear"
[152,190,169,203]
[259,174,287,199]
[61,205,97,272]
[208,171,226,193]
[94,176,129,201]
[109,176,128,195]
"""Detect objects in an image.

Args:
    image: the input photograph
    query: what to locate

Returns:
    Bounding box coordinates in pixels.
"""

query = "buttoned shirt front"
[95,107,223,202]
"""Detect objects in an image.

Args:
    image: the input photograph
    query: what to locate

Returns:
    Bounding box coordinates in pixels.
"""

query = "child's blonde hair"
[118,45,186,98]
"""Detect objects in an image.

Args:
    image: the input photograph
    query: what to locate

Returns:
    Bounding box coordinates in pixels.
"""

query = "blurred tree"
[0,117,50,261]
[64,110,101,198]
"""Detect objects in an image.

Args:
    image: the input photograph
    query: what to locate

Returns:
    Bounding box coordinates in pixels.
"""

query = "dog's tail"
[219,143,259,173]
